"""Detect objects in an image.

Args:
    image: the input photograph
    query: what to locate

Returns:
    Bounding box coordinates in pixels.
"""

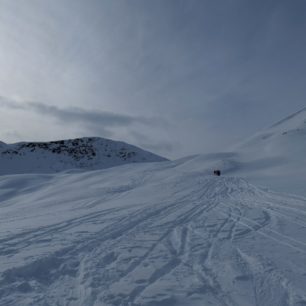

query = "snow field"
[1,160,306,306]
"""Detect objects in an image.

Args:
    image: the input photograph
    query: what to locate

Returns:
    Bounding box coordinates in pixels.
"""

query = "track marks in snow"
[1,175,306,305]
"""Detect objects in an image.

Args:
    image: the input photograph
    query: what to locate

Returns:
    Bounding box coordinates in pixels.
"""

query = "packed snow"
[1,158,306,306]
[1,109,306,305]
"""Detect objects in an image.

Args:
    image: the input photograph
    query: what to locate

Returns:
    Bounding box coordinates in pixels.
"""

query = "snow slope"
[1,109,306,305]
[1,159,306,306]
[235,107,306,195]
[0,137,167,175]
[180,107,306,196]
[237,107,306,161]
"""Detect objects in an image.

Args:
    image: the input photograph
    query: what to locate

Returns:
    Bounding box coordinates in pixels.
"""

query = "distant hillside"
[0,137,167,175]
[170,107,306,195]
[237,107,306,158]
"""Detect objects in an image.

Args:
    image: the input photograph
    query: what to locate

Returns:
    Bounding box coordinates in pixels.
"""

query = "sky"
[0,0,306,159]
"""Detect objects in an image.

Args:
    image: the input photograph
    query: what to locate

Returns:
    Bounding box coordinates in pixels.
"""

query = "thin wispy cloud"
[0,96,158,128]
[0,96,171,151]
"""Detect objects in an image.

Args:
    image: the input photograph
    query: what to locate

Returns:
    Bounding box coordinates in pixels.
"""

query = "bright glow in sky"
[0,0,306,158]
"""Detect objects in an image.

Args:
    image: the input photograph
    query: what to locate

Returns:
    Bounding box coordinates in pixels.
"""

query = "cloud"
[0,95,173,156]
[0,96,160,134]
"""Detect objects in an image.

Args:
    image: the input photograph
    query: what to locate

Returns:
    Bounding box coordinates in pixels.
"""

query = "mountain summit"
[0,137,167,175]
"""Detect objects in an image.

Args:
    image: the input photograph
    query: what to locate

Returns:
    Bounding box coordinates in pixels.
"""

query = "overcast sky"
[0,0,306,158]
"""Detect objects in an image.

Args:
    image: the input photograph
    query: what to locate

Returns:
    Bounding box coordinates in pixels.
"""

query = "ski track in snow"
[0,162,306,306]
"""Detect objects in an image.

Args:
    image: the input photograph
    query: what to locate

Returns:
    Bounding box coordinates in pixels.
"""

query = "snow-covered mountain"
[233,107,306,194]
[237,106,306,158]
[0,137,167,175]
[177,107,306,195]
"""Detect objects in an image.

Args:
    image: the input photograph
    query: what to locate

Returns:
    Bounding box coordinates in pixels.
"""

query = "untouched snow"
[0,137,167,175]
[1,159,306,306]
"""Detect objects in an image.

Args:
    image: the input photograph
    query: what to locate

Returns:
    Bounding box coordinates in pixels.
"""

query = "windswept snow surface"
[1,159,306,306]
